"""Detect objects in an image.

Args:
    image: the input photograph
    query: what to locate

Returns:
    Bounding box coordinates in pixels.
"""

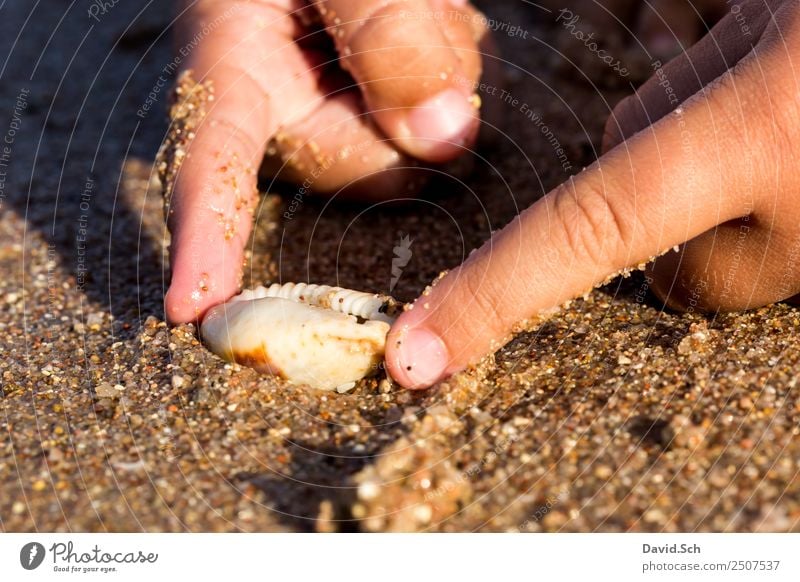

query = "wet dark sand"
[1,1,798,532]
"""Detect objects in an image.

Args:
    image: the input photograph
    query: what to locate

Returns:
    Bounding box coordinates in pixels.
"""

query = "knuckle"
[709,52,797,187]
[552,176,632,269]
[753,24,800,161]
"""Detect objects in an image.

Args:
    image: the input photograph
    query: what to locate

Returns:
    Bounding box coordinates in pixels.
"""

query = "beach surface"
[1,1,798,532]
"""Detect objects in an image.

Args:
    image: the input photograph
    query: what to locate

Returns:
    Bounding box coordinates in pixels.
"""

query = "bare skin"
[164,1,800,390]
[387,0,800,388]
[164,0,489,323]
[540,0,731,60]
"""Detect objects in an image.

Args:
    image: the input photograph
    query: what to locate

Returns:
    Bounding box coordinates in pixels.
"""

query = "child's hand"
[164,0,486,324]
[387,0,800,389]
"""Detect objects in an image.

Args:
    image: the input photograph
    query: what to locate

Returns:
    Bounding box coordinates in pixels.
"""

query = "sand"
[1,1,798,532]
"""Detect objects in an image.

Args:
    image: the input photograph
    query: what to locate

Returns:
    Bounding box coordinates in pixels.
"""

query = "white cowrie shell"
[201,283,398,392]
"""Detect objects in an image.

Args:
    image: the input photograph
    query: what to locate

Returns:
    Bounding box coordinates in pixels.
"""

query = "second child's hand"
[164,0,488,324]
[387,0,800,389]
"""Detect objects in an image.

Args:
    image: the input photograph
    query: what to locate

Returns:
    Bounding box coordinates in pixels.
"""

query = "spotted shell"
[200,283,398,392]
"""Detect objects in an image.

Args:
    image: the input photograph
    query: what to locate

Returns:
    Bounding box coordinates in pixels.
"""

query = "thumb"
[314,0,485,163]
[386,66,766,389]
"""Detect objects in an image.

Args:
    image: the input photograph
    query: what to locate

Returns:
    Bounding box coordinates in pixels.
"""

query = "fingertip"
[165,232,245,326]
[382,88,480,163]
[164,286,200,326]
[164,274,238,326]
[386,310,451,390]
[319,1,483,163]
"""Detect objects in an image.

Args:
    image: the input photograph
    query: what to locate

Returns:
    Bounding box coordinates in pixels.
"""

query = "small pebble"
[95,383,119,398]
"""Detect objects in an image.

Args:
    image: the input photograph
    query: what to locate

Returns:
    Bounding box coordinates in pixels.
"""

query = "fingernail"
[405,89,477,161]
[392,326,449,390]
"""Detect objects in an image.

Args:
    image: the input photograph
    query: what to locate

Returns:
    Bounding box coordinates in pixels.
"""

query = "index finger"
[385,62,767,389]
